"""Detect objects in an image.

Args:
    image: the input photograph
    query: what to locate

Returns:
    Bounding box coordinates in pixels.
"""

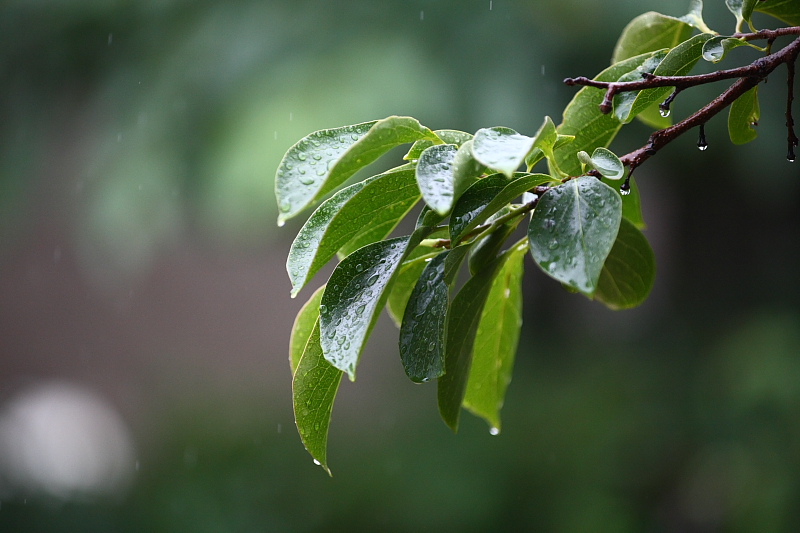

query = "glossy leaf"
[416,144,460,215]
[290,285,325,375]
[400,247,470,383]
[386,253,439,327]
[463,239,527,432]
[275,116,438,224]
[611,11,694,64]
[554,52,657,176]
[726,0,759,30]
[616,34,713,124]
[320,236,411,380]
[449,173,552,245]
[468,214,520,275]
[528,177,622,295]
[287,165,419,297]
[594,218,656,310]
[525,133,575,170]
[404,129,472,161]
[451,140,487,196]
[611,50,669,126]
[590,147,625,180]
[728,86,760,145]
[438,247,515,432]
[292,321,343,476]
[754,0,800,26]
[702,36,747,63]
[679,0,716,34]
[472,127,536,178]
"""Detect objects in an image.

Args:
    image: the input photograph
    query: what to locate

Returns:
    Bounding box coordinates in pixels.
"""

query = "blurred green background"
[1,0,800,531]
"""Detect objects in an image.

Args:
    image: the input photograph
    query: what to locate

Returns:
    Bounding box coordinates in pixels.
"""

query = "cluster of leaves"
[276,0,800,474]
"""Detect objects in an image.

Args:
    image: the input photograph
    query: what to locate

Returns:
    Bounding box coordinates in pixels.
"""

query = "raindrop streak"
[697,123,708,151]
[489,0,493,9]
[420,10,424,20]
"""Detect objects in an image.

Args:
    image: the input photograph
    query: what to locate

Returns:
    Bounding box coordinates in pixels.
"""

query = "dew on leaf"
[279,200,291,212]
[297,153,307,161]
[299,176,314,185]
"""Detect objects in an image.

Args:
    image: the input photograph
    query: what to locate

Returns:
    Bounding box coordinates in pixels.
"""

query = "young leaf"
[525,134,576,170]
[293,321,343,476]
[437,246,516,432]
[702,36,747,63]
[287,165,419,297]
[590,148,625,180]
[472,127,536,178]
[594,218,656,310]
[404,129,472,161]
[399,247,470,383]
[728,86,760,145]
[726,0,759,31]
[554,51,658,176]
[290,285,325,375]
[611,11,694,64]
[416,144,460,215]
[528,177,622,295]
[449,173,552,245]
[753,0,800,26]
[463,239,528,432]
[679,0,716,34]
[320,236,411,380]
[275,116,438,224]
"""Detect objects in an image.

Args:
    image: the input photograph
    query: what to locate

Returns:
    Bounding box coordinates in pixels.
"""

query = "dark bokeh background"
[1,0,799,531]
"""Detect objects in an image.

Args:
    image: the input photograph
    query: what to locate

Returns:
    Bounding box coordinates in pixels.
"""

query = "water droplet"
[336,336,346,345]
[355,263,364,272]
[302,408,309,416]
[355,304,366,315]
[311,140,321,147]
[300,176,314,185]
[343,340,350,350]
[299,169,306,175]
[504,288,510,298]
[297,153,307,161]
[697,142,708,151]
[490,427,500,436]
[548,239,559,250]
[697,124,708,151]
[427,342,436,351]
[285,163,293,170]
[317,169,326,176]
[659,107,670,118]
[544,219,555,231]
[313,459,321,466]
[351,134,360,141]
[312,154,322,161]
[279,200,291,212]
[319,305,327,315]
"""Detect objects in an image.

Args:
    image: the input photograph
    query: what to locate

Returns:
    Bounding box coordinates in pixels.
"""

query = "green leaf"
[611,11,694,64]
[615,34,713,124]
[728,86,760,145]
[590,148,625,180]
[386,252,440,327]
[611,50,669,125]
[399,246,470,383]
[468,214,520,276]
[449,173,552,245]
[754,0,800,26]
[702,36,747,63]
[594,218,656,310]
[618,175,646,230]
[287,165,419,297]
[636,102,672,130]
[554,51,658,176]
[463,239,528,432]
[403,129,472,161]
[416,144,460,215]
[320,236,411,380]
[679,0,717,34]
[290,285,325,375]
[528,177,622,295]
[472,127,536,178]
[437,244,519,432]
[726,0,760,31]
[292,321,343,476]
[275,116,438,224]
[451,140,488,196]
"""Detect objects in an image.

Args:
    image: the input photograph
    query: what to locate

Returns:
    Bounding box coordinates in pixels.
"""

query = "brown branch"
[787,54,799,162]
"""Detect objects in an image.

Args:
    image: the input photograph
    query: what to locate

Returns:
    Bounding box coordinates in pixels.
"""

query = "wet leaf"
[449,173,552,245]
[679,0,716,34]
[594,218,656,310]
[386,252,439,327]
[290,285,325,375]
[528,177,622,295]
[554,52,658,176]
[287,165,419,297]
[437,244,522,432]
[753,0,800,26]
[463,239,527,431]
[404,129,472,161]
[702,36,747,63]
[468,214,520,275]
[275,116,438,224]
[472,127,536,178]
[590,147,625,180]
[726,0,759,30]
[612,11,693,64]
[293,321,343,476]
[728,85,760,145]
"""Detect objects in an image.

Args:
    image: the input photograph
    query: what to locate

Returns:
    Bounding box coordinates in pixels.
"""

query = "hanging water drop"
[659,105,670,118]
[490,427,500,436]
[313,459,321,466]
[697,123,708,151]
[620,177,631,196]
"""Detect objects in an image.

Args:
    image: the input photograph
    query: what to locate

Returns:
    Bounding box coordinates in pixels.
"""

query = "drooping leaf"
[404,130,472,161]
[702,36,747,63]
[594,218,656,310]
[293,321,343,476]
[472,127,536,178]
[287,165,419,297]
[463,239,528,432]
[399,246,470,383]
[416,144,460,215]
[468,213,520,275]
[290,285,325,375]
[611,11,694,64]
[555,52,658,176]
[275,116,438,224]
[728,86,760,145]
[615,34,714,124]
[320,236,412,380]
[590,147,625,180]
[449,173,552,245]
[528,177,622,295]
[754,0,800,26]
[438,245,517,432]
